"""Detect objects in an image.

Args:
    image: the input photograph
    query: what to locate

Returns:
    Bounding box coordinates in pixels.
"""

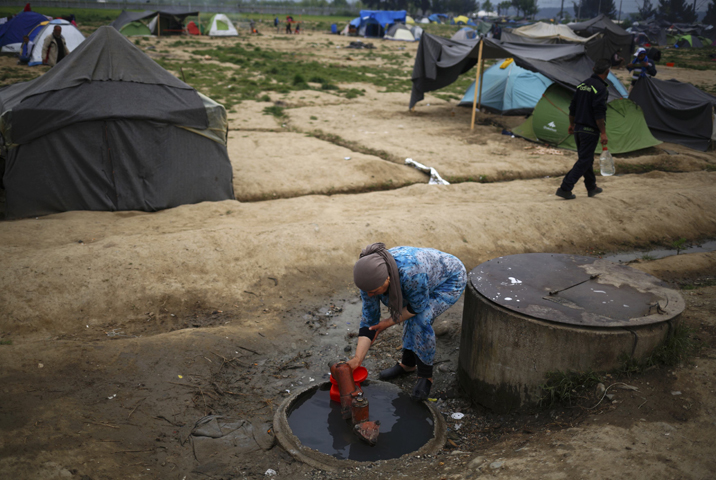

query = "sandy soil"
[1,29,716,480]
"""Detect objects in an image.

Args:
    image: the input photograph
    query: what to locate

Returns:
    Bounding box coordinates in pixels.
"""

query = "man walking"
[556,58,611,200]
[41,25,69,67]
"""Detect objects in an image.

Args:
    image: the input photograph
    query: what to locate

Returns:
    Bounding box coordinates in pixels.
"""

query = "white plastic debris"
[405,158,450,185]
[451,412,465,420]
[344,157,351,160]
[265,469,277,476]
[107,394,117,400]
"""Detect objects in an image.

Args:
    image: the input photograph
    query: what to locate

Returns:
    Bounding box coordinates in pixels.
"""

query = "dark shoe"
[588,187,603,198]
[411,377,432,401]
[379,363,415,380]
[555,188,576,200]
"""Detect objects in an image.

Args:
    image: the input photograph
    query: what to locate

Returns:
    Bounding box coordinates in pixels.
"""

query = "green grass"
[0,339,12,345]
[263,105,286,117]
[660,46,716,71]
[539,370,602,407]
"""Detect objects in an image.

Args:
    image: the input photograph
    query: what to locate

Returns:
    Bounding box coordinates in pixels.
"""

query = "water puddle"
[602,240,716,264]
[287,382,434,461]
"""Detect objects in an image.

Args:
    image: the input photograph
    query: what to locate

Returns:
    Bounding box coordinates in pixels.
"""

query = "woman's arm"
[347,306,415,371]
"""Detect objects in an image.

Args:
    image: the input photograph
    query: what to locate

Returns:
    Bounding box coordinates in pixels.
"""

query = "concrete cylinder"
[458,256,684,413]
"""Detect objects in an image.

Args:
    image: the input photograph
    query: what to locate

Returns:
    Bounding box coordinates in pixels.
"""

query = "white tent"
[410,25,424,40]
[384,23,415,42]
[28,19,85,66]
[419,18,430,24]
[512,23,598,43]
[207,13,238,36]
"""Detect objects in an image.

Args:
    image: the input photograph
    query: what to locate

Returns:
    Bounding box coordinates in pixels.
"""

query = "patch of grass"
[706,164,716,171]
[321,83,339,90]
[310,116,318,120]
[641,253,656,261]
[672,237,687,254]
[344,88,365,99]
[0,339,12,345]
[646,323,697,367]
[259,94,271,102]
[263,105,286,117]
[539,370,602,407]
[293,73,306,85]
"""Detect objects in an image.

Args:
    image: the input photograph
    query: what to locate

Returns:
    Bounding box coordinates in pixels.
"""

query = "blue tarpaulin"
[428,13,448,23]
[359,10,406,27]
[0,11,47,49]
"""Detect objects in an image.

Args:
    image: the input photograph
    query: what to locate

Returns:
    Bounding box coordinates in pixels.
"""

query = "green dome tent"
[119,21,152,37]
[513,84,661,154]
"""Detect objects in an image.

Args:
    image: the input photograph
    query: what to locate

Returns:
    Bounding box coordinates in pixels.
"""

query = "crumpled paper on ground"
[405,158,450,185]
[188,415,274,465]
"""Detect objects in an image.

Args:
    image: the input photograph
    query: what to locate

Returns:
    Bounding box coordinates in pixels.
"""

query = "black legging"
[402,349,433,378]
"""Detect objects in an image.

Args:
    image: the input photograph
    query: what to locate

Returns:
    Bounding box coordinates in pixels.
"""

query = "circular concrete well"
[458,253,685,412]
[273,381,446,471]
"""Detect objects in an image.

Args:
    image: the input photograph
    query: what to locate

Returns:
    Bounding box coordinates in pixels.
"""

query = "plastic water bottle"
[599,147,615,176]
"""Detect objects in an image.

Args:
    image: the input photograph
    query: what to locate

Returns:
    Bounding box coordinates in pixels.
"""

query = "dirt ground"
[1,29,716,480]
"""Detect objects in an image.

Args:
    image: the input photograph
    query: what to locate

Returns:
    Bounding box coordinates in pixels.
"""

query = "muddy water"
[602,240,716,264]
[287,381,435,461]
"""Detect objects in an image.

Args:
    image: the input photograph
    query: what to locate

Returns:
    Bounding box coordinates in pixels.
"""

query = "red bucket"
[329,366,368,402]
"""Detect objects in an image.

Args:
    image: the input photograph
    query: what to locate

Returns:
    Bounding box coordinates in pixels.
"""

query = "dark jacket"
[569,73,609,134]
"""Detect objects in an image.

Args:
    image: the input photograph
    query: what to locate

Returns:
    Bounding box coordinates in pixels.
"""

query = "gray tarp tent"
[409,33,625,109]
[629,77,716,151]
[0,26,234,219]
[569,14,633,61]
[110,10,156,30]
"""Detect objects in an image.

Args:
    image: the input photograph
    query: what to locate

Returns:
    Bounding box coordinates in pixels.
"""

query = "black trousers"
[402,349,433,378]
[560,131,599,192]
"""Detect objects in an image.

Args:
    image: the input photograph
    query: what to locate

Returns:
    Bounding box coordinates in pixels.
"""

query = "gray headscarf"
[353,243,402,323]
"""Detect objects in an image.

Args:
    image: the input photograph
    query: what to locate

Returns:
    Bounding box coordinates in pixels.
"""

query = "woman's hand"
[368,317,396,343]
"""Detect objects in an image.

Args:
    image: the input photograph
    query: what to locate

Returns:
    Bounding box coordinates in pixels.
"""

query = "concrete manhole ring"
[273,381,447,471]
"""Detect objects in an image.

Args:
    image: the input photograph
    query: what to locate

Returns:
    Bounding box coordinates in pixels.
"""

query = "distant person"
[285,21,292,34]
[274,16,279,33]
[294,22,301,34]
[556,58,611,200]
[611,48,625,69]
[42,25,69,67]
[627,47,656,86]
[491,22,502,40]
[17,34,34,64]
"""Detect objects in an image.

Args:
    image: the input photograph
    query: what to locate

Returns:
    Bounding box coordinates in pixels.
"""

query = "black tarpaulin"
[0,26,233,219]
[629,77,716,151]
[568,14,633,60]
[409,34,624,109]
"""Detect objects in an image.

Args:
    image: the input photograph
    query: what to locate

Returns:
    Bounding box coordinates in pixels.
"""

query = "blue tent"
[0,11,47,51]
[354,10,406,37]
[428,13,448,23]
[458,60,628,115]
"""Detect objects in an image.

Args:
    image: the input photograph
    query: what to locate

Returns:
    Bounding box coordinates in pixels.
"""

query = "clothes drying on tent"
[451,27,477,41]
[27,19,85,66]
[512,84,660,154]
[0,26,234,219]
[207,14,238,36]
[458,59,628,115]
[384,23,415,41]
[0,11,48,53]
[629,77,716,151]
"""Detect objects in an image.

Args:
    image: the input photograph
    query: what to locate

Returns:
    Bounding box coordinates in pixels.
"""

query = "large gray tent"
[569,15,633,60]
[0,26,234,219]
[629,77,716,151]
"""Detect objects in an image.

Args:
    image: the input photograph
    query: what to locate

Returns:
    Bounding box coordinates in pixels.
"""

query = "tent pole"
[477,58,485,110]
[470,39,483,131]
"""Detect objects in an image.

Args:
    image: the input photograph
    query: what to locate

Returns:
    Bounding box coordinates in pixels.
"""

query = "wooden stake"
[477,58,486,110]
[470,39,484,131]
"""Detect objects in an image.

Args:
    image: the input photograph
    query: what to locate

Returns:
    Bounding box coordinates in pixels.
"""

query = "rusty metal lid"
[470,253,684,327]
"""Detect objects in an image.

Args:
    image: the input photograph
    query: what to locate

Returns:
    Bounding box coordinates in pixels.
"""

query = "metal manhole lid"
[469,253,684,327]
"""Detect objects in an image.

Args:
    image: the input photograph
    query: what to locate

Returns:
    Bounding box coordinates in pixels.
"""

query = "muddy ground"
[1,28,716,480]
